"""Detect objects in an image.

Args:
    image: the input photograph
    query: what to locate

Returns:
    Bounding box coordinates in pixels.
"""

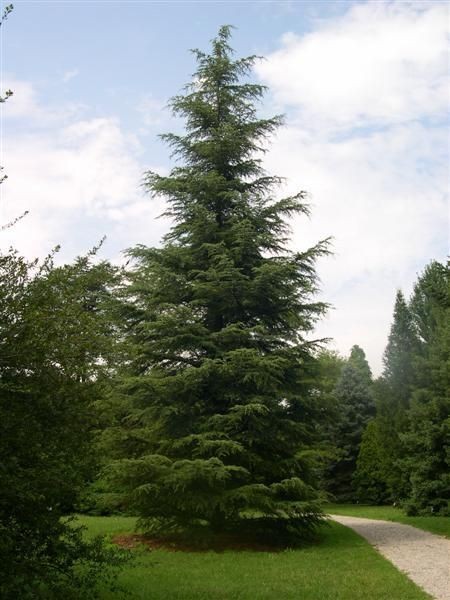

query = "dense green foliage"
[0,252,124,597]
[108,26,330,543]
[400,261,449,514]
[354,419,390,504]
[323,346,374,501]
[383,291,417,404]
[355,260,449,514]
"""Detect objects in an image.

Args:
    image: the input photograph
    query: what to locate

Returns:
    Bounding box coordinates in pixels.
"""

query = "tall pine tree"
[355,262,449,509]
[325,345,374,501]
[111,26,329,543]
[382,290,417,406]
[371,291,418,501]
[400,261,450,515]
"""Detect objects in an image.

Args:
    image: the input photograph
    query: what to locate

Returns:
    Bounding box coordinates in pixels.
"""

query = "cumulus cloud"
[1,78,39,119]
[257,2,448,129]
[2,75,88,124]
[257,1,448,372]
[62,68,80,83]
[1,80,169,262]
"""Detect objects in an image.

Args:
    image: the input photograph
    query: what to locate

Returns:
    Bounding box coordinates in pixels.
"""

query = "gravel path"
[331,514,450,600]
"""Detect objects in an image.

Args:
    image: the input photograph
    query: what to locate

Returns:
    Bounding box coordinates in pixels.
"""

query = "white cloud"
[265,122,447,365]
[2,75,88,123]
[257,1,449,373]
[62,68,80,83]
[257,2,448,129]
[1,80,169,262]
[1,78,39,119]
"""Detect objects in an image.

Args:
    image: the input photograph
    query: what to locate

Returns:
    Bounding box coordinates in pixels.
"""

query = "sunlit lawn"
[76,515,430,599]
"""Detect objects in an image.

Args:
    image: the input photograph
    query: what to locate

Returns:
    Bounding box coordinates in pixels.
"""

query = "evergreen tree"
[382,290,417,406]
[348,344,372,384]
[325,345,374,501]
[313,349,346,424]
[400,261,450,515]
[111,26,329,543]
[360,378,412,503]
[367,291,419,501]
[355,261,449,510]
[311,349,347,491]
[354,419,390,504]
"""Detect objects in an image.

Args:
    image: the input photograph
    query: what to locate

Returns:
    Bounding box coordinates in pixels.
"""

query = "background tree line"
[315,261,449,515]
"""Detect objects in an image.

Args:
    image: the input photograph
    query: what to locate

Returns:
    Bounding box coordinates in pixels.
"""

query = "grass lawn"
[325,503,450,538]
[76,515,430,599]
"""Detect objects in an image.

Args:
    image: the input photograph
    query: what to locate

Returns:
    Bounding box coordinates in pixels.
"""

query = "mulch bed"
[112,533,284,553]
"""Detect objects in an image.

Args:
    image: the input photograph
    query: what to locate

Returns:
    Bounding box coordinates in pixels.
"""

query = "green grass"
[77,514,138,538]
[325,504,450,538]
[76,515,430,599]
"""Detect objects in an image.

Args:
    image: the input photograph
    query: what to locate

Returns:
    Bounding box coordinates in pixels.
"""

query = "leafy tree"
[111,26,330,544]
[0,250,124,598]
[325,345,374,501]
[1,11,126,594]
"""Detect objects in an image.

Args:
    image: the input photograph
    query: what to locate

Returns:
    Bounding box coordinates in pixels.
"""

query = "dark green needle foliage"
[354,419,390,504]
[356,293,418,503]
[400,261,450,515]
[382,291,418,407]
[325,345,375,501]
[112,26,330,544]
[377,291,418,500]
[355,260,449,512]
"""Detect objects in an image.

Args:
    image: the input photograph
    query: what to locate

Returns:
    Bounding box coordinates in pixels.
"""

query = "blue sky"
[1,0,448,374]
[4,1,355,160]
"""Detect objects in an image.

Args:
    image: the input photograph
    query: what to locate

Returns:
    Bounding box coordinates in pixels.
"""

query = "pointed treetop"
[348,344,372,382]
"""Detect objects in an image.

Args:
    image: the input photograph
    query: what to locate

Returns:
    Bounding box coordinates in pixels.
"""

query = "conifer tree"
[382,290,417,406]
[112,26,329,542]
[400,261,450,515]
[367,291,419,501]
[348,344,372,384]
[355,261,449,509]
[325,345,374,501]
[354,419,390,504]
